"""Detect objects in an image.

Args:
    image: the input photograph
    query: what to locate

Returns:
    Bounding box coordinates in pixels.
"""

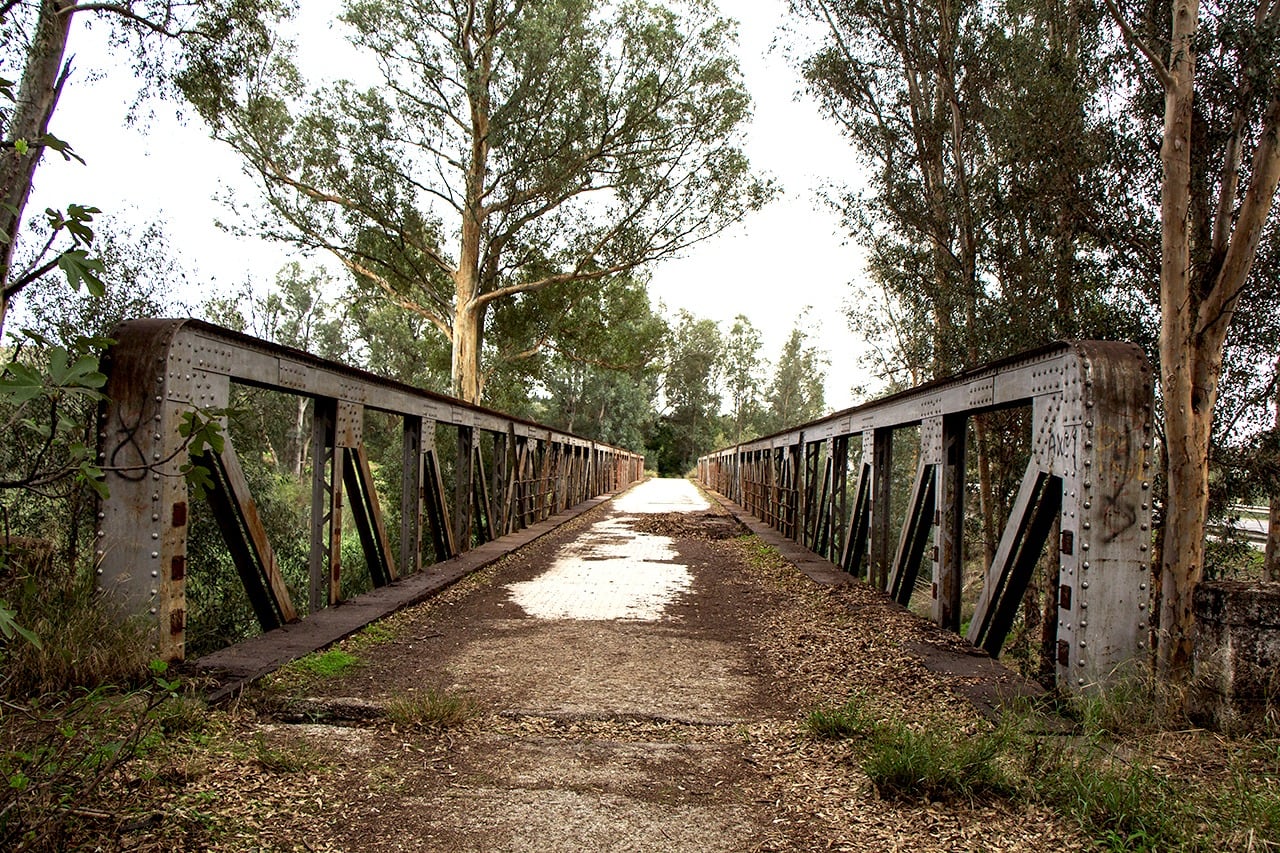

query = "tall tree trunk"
[1156,0,1203,678]
[0,0,76,341]
[1266,357,1280,581]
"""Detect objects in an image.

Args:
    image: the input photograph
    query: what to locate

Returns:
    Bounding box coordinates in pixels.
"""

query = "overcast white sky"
[28,0,872,410]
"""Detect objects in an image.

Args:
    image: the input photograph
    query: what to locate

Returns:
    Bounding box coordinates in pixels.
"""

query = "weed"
[806,697,878,740]
[805,695,1020,802]
[864,718,1021,802]
[1032,747,1186,852]
[384,688,479,728]
[0,564,153,698]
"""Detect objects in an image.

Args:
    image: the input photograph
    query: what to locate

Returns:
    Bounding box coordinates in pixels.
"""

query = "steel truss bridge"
[697,341,1153,691]
[96,319,644,662]
[96,322,1151,691]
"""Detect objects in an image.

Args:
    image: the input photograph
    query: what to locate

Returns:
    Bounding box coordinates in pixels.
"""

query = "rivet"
[1083,501,1091,509]
[95,550,104,559]
[1140,544,1148,552]
[152,514,160,522]
[154,396,162,403]
[1141,502,1148,511]
[1139,603,1147,610]
[1082,542,1089,551]
[96,568,104,576]
[150,589,157,596]
[1140,583,1147,590]
[152,453,160,461]
[151,551,159,558]
[1140,523,1148,531]
[1084,481,1092,489]
[152,493,159,501]
[97,530,104,538]
[1141,481,1150,490]
[1080,620,1087,628]
[1083,522,1091,530]
[97,511,105,520]
[1082,581,1089,589]
[152,533,159,540]
[154,434,162,441]
[1080,640,1087,648]
[153,474,160,481]
[1083,561,1090,570]
[1085,420,1093,429]
[1078,678,1086,685]
[1137,642,1145,649]
[1138,623,1146,630]
[151,571,159,578]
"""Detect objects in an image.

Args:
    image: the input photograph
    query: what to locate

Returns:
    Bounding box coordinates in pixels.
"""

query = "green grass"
[806,696,879,740]
[287,648,360,679]
[806,696,1019,802]
[805,691,1280,848]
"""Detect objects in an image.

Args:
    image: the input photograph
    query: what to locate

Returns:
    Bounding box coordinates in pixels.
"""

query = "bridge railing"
[698,341,1153,691]
[96,319,645,661]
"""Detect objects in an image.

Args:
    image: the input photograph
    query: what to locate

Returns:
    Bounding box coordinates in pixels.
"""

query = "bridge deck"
[208,479,1067,850]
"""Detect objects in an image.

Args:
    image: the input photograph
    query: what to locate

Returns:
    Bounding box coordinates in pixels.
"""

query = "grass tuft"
[806,697,878,740]
[384,688,479,728]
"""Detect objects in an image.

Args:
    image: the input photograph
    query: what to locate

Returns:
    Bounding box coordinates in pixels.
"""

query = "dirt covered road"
[129,478,1080,851]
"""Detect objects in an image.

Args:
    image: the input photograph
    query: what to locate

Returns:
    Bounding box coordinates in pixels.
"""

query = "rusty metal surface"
[97,319,644,661]
[697,340,1153,692]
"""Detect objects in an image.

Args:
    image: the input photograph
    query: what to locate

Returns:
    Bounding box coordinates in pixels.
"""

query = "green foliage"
[187,0,770,405]
[0,555,153,699]
[0,332,108,497]
[650,310,723,475]
[759,309,828,436]
[0,598,39,648]
[384,688,479,729]
[0,668,193,851]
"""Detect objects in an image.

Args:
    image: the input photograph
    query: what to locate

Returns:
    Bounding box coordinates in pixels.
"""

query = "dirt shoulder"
[97,483,1082,851]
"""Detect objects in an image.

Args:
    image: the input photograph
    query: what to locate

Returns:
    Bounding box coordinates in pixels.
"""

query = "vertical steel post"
[869,428,894,591]
[932,414,966,631]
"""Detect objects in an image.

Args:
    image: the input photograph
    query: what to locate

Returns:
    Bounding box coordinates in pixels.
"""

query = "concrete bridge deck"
[185,478,1073,851]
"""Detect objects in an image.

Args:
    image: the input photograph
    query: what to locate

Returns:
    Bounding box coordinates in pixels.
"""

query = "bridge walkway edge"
[700,486,1048,718]
[194,488,637,704]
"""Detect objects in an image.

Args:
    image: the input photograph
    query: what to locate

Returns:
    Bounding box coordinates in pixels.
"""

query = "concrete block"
[1190,580,1280,734]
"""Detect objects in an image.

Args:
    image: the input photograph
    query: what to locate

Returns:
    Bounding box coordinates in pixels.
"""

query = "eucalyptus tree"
[0,0,291,341]
[1102,0,1280,675]
[533,275,666,448]
[760,311,827,435]
[722,314,764,443]
[186,0,771,405]
[652,310,722,475]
